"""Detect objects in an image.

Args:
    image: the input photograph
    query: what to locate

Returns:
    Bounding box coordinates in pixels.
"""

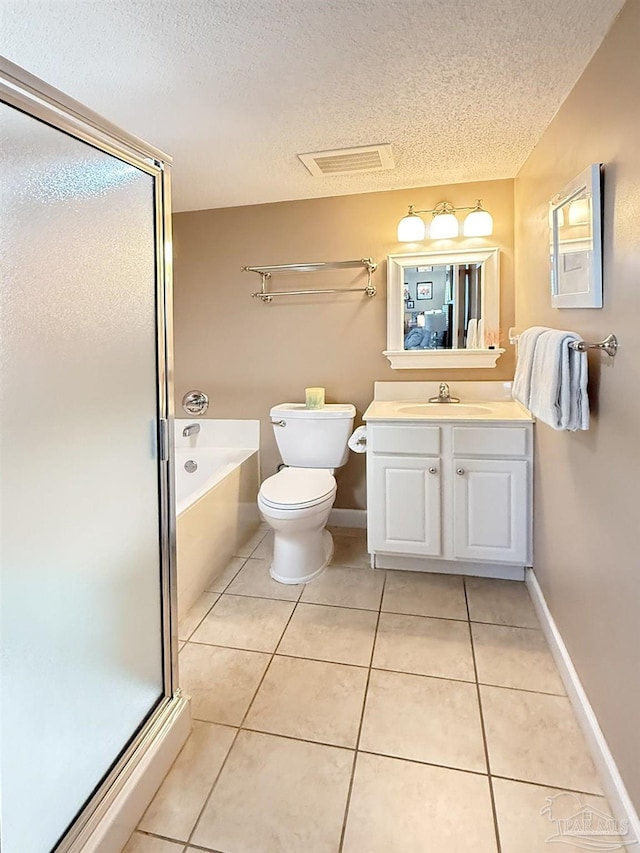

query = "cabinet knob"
[456,467,465,476]
[429,466,438,474]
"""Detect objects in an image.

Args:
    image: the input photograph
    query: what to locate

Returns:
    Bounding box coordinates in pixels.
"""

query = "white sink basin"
[396,404,494,416]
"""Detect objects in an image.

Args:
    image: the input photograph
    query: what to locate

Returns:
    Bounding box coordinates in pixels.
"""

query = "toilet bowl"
[258,467,337,584]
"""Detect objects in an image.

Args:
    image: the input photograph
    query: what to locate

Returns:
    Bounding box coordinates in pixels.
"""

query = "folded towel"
[404,327,425,349]
[512,326,549,408]
[528,330,589,431]
[466,318,478,349]
[477,319,485,349]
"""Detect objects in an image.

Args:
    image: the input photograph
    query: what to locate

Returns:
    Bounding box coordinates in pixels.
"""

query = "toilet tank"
[270,403,356,469]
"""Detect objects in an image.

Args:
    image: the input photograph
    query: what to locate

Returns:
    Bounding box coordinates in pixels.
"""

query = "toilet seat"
[259,467,336,510]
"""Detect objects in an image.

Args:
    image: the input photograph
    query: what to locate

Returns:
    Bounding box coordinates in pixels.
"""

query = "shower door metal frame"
[0,57,182,853]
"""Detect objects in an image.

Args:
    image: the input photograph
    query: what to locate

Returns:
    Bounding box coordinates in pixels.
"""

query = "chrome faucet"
[182,423,201,437]
[428,382,460,404]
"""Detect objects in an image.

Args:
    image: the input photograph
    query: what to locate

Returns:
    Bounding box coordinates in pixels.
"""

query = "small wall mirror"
[550,163,603,309]
[385,248,504,368]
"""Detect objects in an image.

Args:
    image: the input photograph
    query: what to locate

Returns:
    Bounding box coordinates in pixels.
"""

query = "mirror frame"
[384,247,504,369]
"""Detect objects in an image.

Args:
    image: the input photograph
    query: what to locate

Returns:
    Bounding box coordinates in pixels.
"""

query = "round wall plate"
[182,390,209,415]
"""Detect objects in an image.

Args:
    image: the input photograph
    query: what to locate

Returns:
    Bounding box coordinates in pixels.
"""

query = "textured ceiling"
[0,0,625,212]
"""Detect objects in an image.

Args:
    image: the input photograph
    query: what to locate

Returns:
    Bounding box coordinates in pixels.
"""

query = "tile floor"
[128,526,607,853]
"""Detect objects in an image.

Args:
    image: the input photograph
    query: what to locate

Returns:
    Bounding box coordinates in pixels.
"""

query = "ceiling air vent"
[298,144,394,177]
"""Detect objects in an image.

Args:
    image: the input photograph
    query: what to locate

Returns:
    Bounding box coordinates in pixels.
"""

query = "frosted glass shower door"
[0,101,170,853]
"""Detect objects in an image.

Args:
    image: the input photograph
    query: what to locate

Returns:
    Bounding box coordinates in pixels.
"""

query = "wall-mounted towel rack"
[243,258,378,302]
[508,328,618,358]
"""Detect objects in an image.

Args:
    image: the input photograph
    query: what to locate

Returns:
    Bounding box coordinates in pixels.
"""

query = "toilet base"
[270,528,334,585]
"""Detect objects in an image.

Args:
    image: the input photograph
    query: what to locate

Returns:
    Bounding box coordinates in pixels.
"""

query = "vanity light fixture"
[568,197,590,226]
[397,199,493,242]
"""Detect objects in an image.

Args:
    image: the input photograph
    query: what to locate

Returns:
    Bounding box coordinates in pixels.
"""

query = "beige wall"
[515,0,639,810]
[173,179,514,509]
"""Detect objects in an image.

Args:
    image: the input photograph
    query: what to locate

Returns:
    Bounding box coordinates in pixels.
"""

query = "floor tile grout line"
[182,724,243,851]
[182,642,567,697]
[170,717,606,797]
[489,773,606,798]
[184,721,602,794]
[470,619,544,632]
[178,594,222,643]
[205,554,249,596]
[355,748,491,778]
[134,828,221,852]
[239,596,303,727]
[475,681,567,698]
[211,590,546,629]
[464,576,503,853]
[239,725,357,753]
[214,588,303,605]
[218,589,370,608]
[135,827,189,845]
[338,568,387,853]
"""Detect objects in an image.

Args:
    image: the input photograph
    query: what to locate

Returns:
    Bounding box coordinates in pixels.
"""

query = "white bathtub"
[175,419,260,619]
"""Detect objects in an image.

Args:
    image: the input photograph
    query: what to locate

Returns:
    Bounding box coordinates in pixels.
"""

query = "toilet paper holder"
[348,426,368,453]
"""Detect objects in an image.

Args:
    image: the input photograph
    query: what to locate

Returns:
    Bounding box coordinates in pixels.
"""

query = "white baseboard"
[329,508,367,529]
[526,569,640,849]
[70,693,191,853]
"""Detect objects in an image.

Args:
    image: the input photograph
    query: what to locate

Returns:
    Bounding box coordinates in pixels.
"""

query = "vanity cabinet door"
[368,455,441,556]
[452,458,528,564]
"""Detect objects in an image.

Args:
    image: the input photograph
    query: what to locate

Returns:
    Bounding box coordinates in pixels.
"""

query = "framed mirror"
[550,163,603,309]
[384,248,503,368]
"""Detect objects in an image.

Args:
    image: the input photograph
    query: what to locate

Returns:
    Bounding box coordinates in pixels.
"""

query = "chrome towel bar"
[508,328,618,358]
[568,334,618,357]
[243,258,377,302]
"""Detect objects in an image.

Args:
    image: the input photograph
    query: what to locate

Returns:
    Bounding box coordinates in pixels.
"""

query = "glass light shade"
[397,212,426,242]
[568,197,590,226]
[429,212,459,239]
[463,208,493,237]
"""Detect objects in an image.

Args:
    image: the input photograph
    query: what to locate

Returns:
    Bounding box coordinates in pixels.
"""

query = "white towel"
[466,319,478,349]
[512,326,549,408]
[528,330,589,430]
[348,426,367,453]
[476,319,485,349]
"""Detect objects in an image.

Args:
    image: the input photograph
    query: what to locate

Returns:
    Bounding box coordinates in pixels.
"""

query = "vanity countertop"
[363,399,534,423]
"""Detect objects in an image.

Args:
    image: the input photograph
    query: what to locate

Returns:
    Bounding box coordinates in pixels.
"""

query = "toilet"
[258,403,356,584]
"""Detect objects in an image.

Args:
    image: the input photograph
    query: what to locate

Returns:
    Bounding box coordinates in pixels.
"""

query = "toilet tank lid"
[270,403,356,419]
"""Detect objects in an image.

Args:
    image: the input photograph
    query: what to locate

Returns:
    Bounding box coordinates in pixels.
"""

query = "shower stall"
[0,59,187,852]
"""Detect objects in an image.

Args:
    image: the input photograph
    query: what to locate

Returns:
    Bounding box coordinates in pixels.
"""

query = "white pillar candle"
[305,387,325,409]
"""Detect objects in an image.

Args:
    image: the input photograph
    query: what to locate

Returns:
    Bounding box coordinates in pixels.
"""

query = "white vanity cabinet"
[366,419,533,577]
